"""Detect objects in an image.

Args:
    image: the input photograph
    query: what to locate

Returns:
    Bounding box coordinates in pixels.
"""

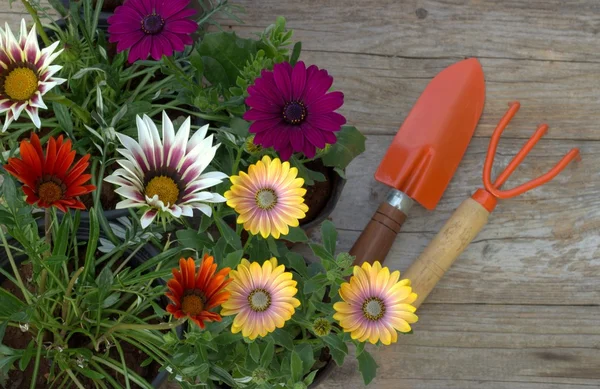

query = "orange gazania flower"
[4,133,95,211]
[165,255,232,329]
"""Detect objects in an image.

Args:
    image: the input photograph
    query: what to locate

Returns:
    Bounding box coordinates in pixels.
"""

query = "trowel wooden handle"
[350,200,408,266]
[403,197,490,308]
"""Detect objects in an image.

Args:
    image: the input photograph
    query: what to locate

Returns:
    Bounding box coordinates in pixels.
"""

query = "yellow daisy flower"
[333,261,418,345]
[224,155,308,239]
[221,257,300,340]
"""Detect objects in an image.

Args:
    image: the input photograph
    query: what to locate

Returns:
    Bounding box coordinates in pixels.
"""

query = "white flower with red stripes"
[0,19,65,132]
[105,111,227,228]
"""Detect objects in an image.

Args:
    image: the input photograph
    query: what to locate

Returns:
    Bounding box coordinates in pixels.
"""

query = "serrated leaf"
[295,344,315,375]
[303,274,329,294]
[322,334,348,366]
[215,217,242,250]
[357,349,378,385]
[309,244,335,262]
[321,220,337,255]
[176,229,213,253]
[285,252,308,279]
[249,341,260,363]
[269,329,294,350]
[260,339,274,368]
[282,227,307,243]
[290,351,303,382]
[322,126,366,170]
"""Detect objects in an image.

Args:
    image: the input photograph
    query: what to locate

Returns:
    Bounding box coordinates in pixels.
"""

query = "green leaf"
[102,293,121,308]
[52,102,74,138]
[210,365,237,388]
[197,363,210,382]
[45,255,69,265]
[0,288,26,319]
[96,267,113,290]
[357,349,378,385]
[290,351,303,382]
[295,344,315,375]
[0,322,7,344]
[84,208,99,280]
[260,339,274,368]
[79,368,105,380]
[285,252,309,279]
[249,341,260,363]
[223,249,244,269]
[215,217,242,250]
[266,236,279,256]
[227,117,251,138]
[197,32,258,87]
[176,229,213,252]
[322,126,366,170]
[321,220,338,255]
[282,227,308,243]
[2,176,18,211]
[140,357,153,367]
[289,42,302,65]
[322,334,348,366]
[189,49,205,82]
[309,244,335,262]
[303,370,318,386]
[18,340,34,371]
[303,274,329,294]
[269,329,294,350]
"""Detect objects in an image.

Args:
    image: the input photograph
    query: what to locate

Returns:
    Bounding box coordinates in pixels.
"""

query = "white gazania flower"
[105,111,227,228]
[0,19,65,132]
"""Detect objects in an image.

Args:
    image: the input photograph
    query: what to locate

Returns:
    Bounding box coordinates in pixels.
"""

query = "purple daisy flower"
[107,0,197,63]
[243,61,346,160]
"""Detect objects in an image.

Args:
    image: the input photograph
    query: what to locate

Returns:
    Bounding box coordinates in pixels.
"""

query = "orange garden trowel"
[350,58,486,265]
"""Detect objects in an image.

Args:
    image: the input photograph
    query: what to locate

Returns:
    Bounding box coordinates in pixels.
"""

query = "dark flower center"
[141,14,165,35]
[182,289,206,316]
[38,181,63,204]
[282,101,307,125]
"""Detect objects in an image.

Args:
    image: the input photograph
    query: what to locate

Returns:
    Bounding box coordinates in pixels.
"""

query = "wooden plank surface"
[2,1,600,388]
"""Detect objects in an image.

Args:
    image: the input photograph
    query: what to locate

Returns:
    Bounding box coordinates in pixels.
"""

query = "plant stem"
[21,0,51,47]
[96,318,186,350]
[0,228,32,304]
[243,233,254,252]
[232,145,244,175]
[39,208,52,295]
[65,369,86,389]
[29,331,44,389]
[60,267,85,337]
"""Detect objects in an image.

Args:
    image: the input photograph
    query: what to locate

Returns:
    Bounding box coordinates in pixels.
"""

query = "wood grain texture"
[2,1,600,388]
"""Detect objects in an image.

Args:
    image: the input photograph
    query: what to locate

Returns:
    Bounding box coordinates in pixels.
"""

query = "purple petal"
[273,126,291,150]
[114,31,145,52]
[131,36,152,63]
[165,7,197,22]
[308,91,344,115]
[243,108,279,121]
[162,31,185,52]
[248,118,283,134]
[291,61,306,101]
[322,131,337,144]
[151,35,172,60]
[111,8,142,24]
[250,71,285,105]
[108,22,140,34]
[302,142,316,159]
[289,129,304,152]
[302,123,326,149]
[165,20,198,34]
[245,94,281,114]
[254,128,278,147]
[140,209,158,229]
[127,0,151,15]
[307,112,346,131]
[303,66,333,105]
[273,62,292,101]
[278,145,293,161]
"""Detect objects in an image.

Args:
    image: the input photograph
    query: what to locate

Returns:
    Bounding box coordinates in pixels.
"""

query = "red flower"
[4,134,95,211]
[166,255,232,329]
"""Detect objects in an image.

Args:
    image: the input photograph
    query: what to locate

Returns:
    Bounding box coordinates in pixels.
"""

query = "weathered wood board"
[1,1,599,388]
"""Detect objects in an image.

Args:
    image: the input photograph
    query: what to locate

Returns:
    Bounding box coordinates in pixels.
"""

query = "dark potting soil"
[1,263,162,389]
[80,180,120,211]
[301,161,333,225]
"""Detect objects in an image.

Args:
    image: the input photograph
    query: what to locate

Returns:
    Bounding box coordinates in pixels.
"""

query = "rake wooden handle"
[350,189,413,265]
[403,197,490,309]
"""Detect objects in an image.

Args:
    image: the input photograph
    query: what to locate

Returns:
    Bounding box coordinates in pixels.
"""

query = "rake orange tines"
[472,101,581,212]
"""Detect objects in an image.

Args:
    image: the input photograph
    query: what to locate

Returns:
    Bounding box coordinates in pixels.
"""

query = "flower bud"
[312,317,332,337]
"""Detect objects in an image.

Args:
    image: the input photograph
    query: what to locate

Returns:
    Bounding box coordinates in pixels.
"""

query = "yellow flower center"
[255,188,277,210]
[37,181,63,204]
[4,67,38,101]
[145,175,179,205]
[181,295,205,316]
[248,288,271,312]
[362,297,386,321]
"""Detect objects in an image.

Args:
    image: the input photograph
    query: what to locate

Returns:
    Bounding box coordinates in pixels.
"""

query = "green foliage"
[322,126,367,170]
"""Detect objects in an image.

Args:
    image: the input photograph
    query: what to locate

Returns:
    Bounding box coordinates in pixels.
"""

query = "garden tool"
[349,58,486,265]
[403,101,580,308]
